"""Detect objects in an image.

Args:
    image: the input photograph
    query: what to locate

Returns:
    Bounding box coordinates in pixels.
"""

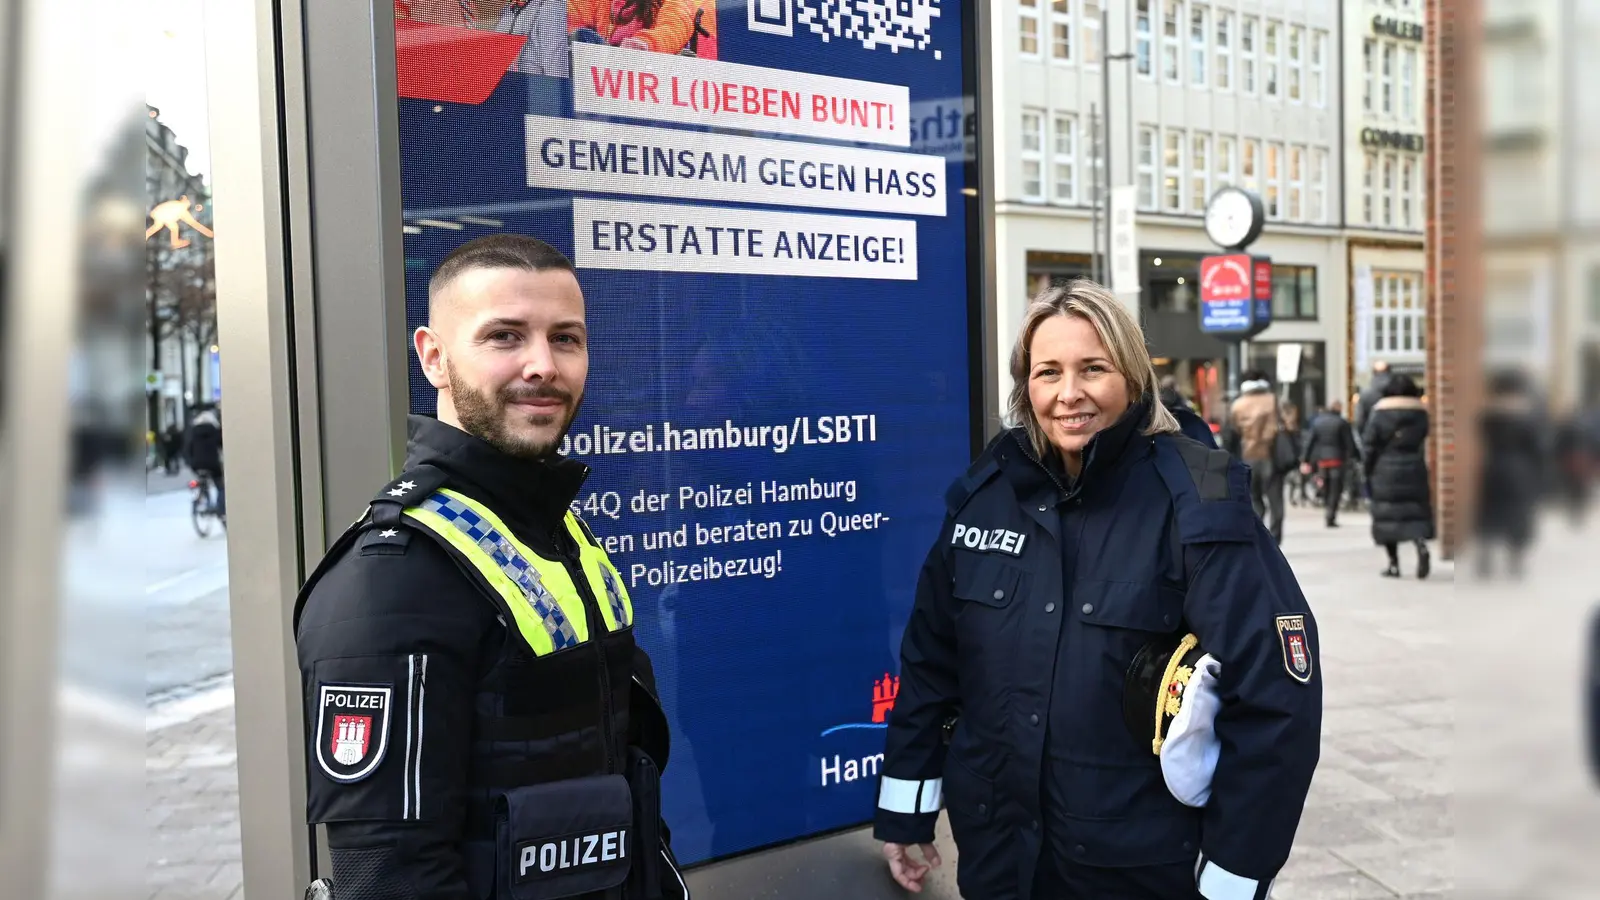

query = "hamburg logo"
[821,674,898,737]
[316,684,393,782]
[1275,615,1314,684]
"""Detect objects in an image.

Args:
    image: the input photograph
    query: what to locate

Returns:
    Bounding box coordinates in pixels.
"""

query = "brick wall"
[1426,0,1483,559]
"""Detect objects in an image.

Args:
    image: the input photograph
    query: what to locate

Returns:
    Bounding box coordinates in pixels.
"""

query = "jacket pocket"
[495,775,633,900]
[1075,580,1183,633]
[1050,809,1200,868]
[952,556,1030,609]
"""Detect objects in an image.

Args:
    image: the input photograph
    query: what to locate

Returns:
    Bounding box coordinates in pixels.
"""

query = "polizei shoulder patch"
[316,683,393,782]
[1275,615,1314,684]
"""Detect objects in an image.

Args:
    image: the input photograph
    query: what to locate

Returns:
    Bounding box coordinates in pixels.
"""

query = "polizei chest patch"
[315,684,393,782]
[516,829,630,884]
[950,522,1027,556]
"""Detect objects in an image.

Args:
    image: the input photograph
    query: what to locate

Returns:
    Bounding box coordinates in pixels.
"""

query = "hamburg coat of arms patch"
[1275,615,1314,684]
[315,684,393,782]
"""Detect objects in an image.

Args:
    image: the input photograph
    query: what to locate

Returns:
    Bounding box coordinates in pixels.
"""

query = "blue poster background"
[397,3,973,865]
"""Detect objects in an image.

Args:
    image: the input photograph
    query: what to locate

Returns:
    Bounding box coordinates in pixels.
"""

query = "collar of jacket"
[1002,395,1154,503]
[402,414,590,548]
[1373,396,1425,413]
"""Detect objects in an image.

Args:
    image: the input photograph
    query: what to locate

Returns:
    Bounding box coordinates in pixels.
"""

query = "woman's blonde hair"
[1005,279,1180,461]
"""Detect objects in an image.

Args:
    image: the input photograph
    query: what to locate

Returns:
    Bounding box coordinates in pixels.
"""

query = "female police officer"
[874,281,1322,899]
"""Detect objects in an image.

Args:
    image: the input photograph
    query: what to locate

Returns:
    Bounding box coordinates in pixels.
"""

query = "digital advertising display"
[393,0,978,865]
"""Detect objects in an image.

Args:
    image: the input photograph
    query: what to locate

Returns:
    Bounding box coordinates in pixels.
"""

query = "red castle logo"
[871,674,899,724]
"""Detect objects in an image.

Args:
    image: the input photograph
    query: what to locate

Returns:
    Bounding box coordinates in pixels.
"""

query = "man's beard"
[446,358,581,460]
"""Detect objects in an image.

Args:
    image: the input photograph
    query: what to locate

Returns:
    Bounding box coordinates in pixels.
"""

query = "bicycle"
[190,471,225,538]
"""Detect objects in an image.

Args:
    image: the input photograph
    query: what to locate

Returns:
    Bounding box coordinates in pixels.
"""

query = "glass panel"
[1298,268,1317,317]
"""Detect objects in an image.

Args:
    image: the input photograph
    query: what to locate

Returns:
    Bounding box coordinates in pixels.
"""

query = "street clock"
[1203,186,1265,251]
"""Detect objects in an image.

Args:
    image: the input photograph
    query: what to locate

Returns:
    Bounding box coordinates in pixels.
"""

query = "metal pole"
[1227,342,1242,399]
[1090,103,1101,284]
[1101,7,1112,287]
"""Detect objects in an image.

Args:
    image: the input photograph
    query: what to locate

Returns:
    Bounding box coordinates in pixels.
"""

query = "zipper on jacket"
[560,541,618,777]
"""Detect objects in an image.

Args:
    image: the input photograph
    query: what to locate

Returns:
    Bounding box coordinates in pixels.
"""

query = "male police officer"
[295,235,686,899]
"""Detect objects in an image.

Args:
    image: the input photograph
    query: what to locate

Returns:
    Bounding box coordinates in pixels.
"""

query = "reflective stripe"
[878,776,940,815]
[566,514,633,631]
[404,490,588,655]
[1196,855,1262,900]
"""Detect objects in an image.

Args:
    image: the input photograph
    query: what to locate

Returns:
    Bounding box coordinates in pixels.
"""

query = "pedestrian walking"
[1474,370,1547,576]
[1223,371,1295,544]
[1361,375,1435,579]
[294,235,686,899]
[1299,400,1359,527]
[875,280,1321,900]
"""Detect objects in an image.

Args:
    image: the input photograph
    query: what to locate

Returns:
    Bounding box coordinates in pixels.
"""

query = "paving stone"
[1268,870,1398,900]
[1331,839,1452,896]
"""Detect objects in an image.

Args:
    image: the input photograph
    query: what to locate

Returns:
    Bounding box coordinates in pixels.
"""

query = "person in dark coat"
[1361,375,1434,578]
[1299,400,1359,527]
[876,281,1321,900]
[1354,360,1393,435]
[1474,370,1547,577]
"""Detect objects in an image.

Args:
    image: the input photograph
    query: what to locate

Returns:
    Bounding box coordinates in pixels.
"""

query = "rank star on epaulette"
[387,480,418,498]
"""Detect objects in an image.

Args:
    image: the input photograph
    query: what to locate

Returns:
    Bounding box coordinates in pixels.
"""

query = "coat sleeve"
[873,526,960,845]
[1178,465,1322,899]
[296,532,489,900]
[1361,415,1389,478]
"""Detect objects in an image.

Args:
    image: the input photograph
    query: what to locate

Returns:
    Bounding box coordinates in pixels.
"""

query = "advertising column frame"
[206,0,411,896]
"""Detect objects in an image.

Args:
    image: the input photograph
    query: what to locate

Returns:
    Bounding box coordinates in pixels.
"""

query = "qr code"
[785,0,943,58]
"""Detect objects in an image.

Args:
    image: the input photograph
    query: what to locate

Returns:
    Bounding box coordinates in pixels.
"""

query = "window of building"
[1266,142,1281,218]
[1164,128,1185,212]
[1287,25,1303,102]
[1400,156,1414,228]
[1050,0,1073,61]
[1137,126,1157,209]
[1363,151,1376,223]
[1371,271,1425,353]
[1136,0,1153,76]
[1190,4,1208,87]
[1310,147,1327,223]
[1288,144,1304,220]
[1264,20,1280,97]
[1363,40,1374,113]
[1215,12,1233,91]
[1083,0,1102,64]
[1022,108,1045,200]
[1381,153,1394,226]
[1021,0,1041,56]
[1401,46,1417,122]
[1052,113,1078,204]
[1381,42,1395,116]
[1311,30,1326,107]
[1163,1,1182,83]
[1241,16,1258,93]
[1217,135,1236,187]
[1242,138,1260,193]
[1271,265,1319,320]
[1191,133,1211,212]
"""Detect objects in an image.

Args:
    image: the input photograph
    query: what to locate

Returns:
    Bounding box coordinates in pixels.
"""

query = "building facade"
[1344,0,1428,403]
[145,104,219,436]
[996,0,1348,426]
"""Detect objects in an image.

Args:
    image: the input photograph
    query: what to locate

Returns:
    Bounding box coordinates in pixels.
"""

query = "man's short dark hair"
[427,234,575,307]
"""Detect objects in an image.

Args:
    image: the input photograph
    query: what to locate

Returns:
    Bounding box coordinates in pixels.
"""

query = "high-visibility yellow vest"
[402,488,634,656]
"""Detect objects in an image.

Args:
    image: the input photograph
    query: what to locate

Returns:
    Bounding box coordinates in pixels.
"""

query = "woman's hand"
[882,841,942,893]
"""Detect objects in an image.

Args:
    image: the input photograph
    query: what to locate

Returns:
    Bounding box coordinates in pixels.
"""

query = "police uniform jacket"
[295,415,684,900]
[873,398,1322,900]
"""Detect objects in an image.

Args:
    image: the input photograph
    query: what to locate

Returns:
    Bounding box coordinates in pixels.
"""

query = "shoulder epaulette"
[1153,436,1233,502]
[369,464,449,526]
[944,455,1001,515]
